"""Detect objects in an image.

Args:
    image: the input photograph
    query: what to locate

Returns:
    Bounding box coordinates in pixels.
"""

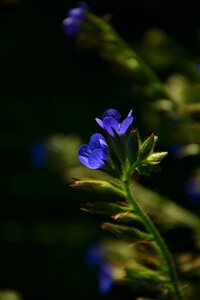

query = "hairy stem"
[122,180,183,300]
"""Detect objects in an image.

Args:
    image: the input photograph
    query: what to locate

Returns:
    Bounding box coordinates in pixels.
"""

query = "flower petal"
[89,133,105,150]
[95,118,104,129]
[68,7,86,21]
[78,144,91,167]
[103,117,119,136]
[62,17,80,36]
[118,111,133,135]
[98,263,113,295]
[88,149,105,169]
[68,2,89,20]
[99,139,108,159]
[128,109,133,117]
[102,108,121,121]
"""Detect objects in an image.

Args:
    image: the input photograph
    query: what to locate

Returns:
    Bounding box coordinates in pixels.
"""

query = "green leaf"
[112,128,127,164]
[101,222,152,242]
[103,132,123,175]
[80,201,133,215]
[133,240,160,256]
[146,152,168,165]
[139,134,157,161]
[126,263,167,284]
[127,129,141,166]
[112,211,142,223]
[70,178,125,197]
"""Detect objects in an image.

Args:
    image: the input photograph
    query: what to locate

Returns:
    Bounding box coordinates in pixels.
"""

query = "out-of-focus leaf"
[131,181,200,239]
[80,201,133,215]
[111,211,142,223]
[126,262,168,284]
[70,178,125,197]
[101,222,152,242]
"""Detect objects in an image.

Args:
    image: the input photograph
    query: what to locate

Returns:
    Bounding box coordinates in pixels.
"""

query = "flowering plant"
[72,107,184,299]
[58,2,200,299]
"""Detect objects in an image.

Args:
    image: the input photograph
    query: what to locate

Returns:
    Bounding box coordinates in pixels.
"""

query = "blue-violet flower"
[97,263,114,295]
[30,141,47,168]
[96,108,133,136]
[197,61,200,72]
[85,243,105,267]
[62,2,89,36]
[85,243,113,295]
[78,133,108,169]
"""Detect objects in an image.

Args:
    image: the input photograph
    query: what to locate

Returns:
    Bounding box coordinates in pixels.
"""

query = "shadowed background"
[1,0,200,299]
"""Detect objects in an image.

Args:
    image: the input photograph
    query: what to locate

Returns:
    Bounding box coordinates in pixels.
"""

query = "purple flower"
[197,61,200,71]
[85,243,105,267]
[78,133,108,169]
[185,176,200,204]
[62,2,89,36]
[30,141,47,168]
[97,263,114,295]
[85,243,114,295]
[95,108,133,136]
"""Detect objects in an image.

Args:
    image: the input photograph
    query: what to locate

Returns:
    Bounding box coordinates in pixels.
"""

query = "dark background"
[0,0,200,299]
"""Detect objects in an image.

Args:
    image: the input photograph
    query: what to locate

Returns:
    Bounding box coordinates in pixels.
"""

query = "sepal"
[139,134,157,161]
[103,130,126,174]
[126,263,167,284]
[112,128,127,164]
[112,211,142,223]
[70,178,125,197]
[127,129,140,166]
[101,222,152,242]
[129,134,168,177]
[80,201,132,215]
[145,152,168,165]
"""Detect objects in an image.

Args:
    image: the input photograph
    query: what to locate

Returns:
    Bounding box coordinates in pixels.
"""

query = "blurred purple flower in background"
[62,2,89,36]
[30,141,47,168]
[85,243,114,295]
[185,173,200,204]
[85,242,105,267]
[167,143,184,160]
[97,263,114,295]
[197,61,200,71]
[96,108,133,136]
[78,133,108,169]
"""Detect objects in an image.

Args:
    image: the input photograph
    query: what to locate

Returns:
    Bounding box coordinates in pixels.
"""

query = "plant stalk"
[122,180,183,300]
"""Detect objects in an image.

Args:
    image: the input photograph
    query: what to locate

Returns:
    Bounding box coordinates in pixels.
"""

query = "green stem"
[122,180,183,300]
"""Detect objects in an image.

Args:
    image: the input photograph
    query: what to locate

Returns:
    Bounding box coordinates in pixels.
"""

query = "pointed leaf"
[146,152,168,164]
[139,134,157,161]
[133,240,160,256]
[134,252,164,271]
[101,222,152,242]
[80,201,133,215]
[70,178,125,197]
[112,128,127,164]
[127,129,141,166]
[126,263,167,284]
[103,132,123,175]
[111,212,142,223]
